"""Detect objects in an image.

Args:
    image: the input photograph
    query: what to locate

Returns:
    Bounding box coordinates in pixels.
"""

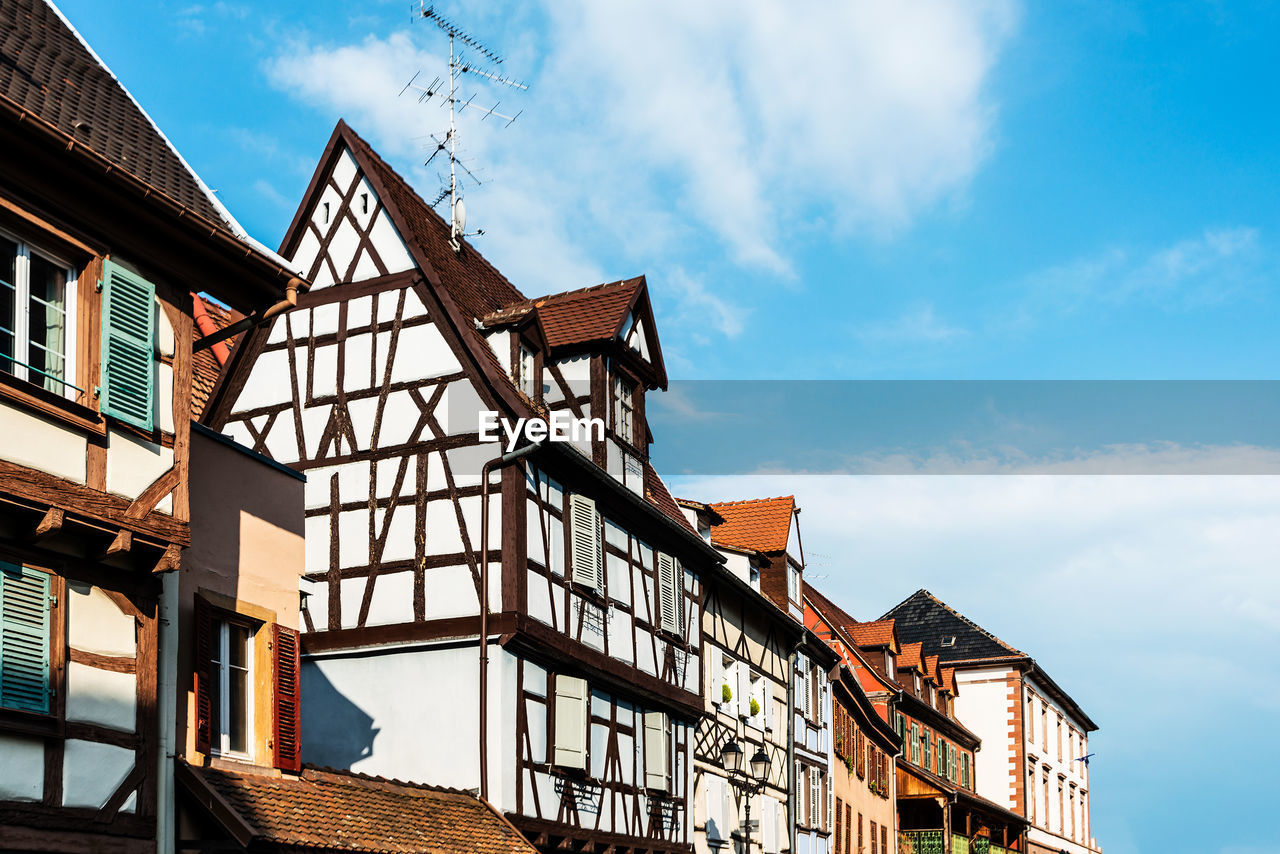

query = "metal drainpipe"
[477,441,542,802]
[155,570,179,854]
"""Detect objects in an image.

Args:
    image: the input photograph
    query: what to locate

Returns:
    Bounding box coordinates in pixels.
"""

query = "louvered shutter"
[100,261,156,430]
[569,495,599,591]
[643,710,669,790]
[835,798,843,854]
[553,675,588,769]
[272,623,302,772]
[193,596,212,754]
[810,767,820,828]
[0,564,51,714]
[657,552,678,634]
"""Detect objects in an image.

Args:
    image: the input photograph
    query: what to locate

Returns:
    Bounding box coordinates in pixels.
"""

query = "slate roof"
[191,294,239,419]
[882,589,1025,665]
[706,496,795,553]
[180,762,537,854]
[1,0,235,231]
[484,277,643,350]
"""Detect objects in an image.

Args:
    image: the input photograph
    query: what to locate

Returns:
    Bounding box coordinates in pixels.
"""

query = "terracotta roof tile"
[924,654,940,681]
[646,464,698,536]
[898,641,923,671]
[847,619,897,648]
[1,0,235,230]
[485,278,643,351]
[183,762,537,854]
[939,667,956,693]
[706,496,795,553]
[190,294,240,419]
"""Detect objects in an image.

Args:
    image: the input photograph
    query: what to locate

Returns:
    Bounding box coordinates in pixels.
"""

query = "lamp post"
[720,739,771,853]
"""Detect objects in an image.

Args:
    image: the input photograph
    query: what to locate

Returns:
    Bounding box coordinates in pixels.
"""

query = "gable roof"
[486,277,640,345]
[0,0,279,251]
[178,761,537,854]
[847,619,898,648]
[803,582,900,651]
[882,589,1025,664]
[707,496,795,553]
[898,641,923,671]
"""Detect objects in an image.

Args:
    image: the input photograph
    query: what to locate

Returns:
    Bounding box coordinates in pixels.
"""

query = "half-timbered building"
[884,590,1098,854]
[676,499,802,854]
[699,496,835,854]
[202,119,728,854]
[0,1,303,851]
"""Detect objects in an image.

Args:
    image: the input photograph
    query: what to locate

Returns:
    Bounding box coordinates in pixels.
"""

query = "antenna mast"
[403,3,528,253]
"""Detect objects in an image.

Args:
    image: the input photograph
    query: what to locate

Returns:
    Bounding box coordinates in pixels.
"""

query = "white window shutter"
[737,665,749,719]
[810,768,820,828]
[657,552,678,634]
[554,675,588,769]
[644,711,669,790]
[569,495,599,590]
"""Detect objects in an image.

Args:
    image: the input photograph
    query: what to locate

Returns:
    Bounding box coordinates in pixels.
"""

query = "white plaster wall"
[303,642,516,808]
[67,583,136,656]
[954,667,1016,809]
[0,733,44,800]
[105,427,174,507]
[62,739,133,808]
[0,403,88,483]
[66,662,137,731]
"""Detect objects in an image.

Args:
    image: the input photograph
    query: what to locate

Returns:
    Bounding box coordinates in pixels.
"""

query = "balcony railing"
[900,830,945,854]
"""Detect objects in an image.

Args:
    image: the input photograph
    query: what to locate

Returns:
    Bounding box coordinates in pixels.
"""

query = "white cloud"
[264,1,1017,324]
[856,302,970,347]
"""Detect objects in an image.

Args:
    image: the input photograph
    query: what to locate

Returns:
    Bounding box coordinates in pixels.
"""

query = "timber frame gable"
[207,119,731,854]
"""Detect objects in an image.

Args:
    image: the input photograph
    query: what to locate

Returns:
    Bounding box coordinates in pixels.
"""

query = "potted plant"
[749,698,761,717]
[722,684,733,704]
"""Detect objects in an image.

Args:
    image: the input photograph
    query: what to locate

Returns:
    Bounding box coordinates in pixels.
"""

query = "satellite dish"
[452,197,467,234]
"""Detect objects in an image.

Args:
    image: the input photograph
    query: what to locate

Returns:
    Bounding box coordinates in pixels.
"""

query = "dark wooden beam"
[31,506,64,541]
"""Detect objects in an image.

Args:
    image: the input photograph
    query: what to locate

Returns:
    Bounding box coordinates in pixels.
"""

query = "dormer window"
[612,374,634,445]
[515,344,536,398]
[913,673,921,695]
[1,233,77,399]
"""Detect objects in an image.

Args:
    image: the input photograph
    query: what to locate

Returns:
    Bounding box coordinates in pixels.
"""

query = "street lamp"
[720,739,771,853]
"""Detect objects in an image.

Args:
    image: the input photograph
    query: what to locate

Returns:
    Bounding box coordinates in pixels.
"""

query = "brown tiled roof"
[646,464,698,536]
[180,762,537,854]
[1,0,232,230]
[924,654,940,681]
[191,294,241,419]
[485,277,643,350]
[898,641,923,671]
[706,496,795,553]
[847,619,898,648]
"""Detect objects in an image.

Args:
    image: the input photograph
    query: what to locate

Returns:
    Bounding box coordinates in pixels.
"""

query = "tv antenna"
[402,3,528,253]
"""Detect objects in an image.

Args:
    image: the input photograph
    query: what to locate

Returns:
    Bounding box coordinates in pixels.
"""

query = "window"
[880,825,887,854]
[553,674,588,769]
[1,234,77,398]
[910,722,919,764]
[845,804,851,854]
[858,813,863,854]
[923,727,932,771]
[1057,713,1064,760]
[100,260,156,429]
[0,562,53,714]
[748,670,765,728]
[870,820,877,854]
[515,344,536,398]
[835,798,844,854]
[787,563,801,603]
[913,672,921,695]
[568,494,603,593]
[613,374,634,445]
[209,617,253,756]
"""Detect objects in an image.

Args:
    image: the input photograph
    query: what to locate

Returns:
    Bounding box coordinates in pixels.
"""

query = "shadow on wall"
[301,661,379,770]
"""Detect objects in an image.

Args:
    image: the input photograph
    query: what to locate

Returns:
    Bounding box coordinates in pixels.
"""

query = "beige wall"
[178,427,305,763]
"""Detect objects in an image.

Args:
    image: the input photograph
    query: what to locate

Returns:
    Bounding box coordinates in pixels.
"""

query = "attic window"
[612,375,634,445]
[515,344,535,398]
[940,636,956,647]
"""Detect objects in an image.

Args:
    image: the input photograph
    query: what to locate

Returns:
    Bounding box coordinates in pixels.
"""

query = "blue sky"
[55,2,1280,852]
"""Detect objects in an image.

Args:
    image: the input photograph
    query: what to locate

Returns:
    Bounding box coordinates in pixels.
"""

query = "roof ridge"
[708,495,796,507]
[921,590,1025,657]
[301,764,477,796]
[528,275,644,305]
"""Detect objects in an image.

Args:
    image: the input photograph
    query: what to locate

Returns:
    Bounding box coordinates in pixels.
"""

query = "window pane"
[208,654,222,744]
[228,624,249,668]
[0,237,16,376]
[27,253,66,391]
[229,666,248,753]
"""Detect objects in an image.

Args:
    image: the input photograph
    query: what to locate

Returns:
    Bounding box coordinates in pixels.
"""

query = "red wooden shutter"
[193,597,212,754]
[272,623,302,772]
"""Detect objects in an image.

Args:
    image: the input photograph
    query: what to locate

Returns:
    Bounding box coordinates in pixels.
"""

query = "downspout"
[192,277,305,354]
[478,441,543,802]
[155,570,179,854]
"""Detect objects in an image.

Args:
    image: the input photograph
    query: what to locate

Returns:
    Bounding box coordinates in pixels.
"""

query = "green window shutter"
[100,260,156,431]
[0,563,52,714]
